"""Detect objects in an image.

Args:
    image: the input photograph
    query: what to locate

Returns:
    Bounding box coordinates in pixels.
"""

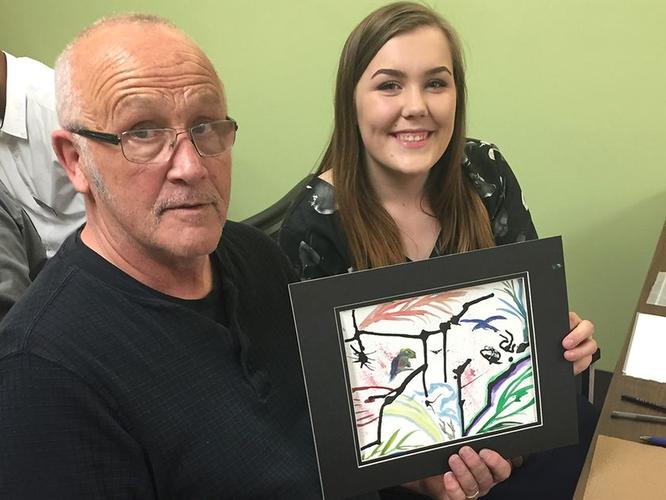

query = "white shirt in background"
[0,51,85,257]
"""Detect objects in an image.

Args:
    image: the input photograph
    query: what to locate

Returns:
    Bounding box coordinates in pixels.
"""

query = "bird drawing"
[460,315,506,332]
[389,348,417,380]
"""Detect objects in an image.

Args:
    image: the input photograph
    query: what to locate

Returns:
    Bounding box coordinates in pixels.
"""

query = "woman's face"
[354,26,457,183]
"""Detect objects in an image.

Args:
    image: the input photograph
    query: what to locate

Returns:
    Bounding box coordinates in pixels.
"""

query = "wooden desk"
[574,220,666,498]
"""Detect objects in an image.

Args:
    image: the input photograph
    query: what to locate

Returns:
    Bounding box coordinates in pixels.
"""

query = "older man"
[0,15,512,500]
[0,15,321,498]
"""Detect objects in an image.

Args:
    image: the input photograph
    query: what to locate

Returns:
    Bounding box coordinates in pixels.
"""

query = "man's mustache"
[154,192,223,216]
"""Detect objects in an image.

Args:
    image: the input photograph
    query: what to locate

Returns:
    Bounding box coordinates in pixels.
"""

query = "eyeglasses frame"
[68,117,238,163]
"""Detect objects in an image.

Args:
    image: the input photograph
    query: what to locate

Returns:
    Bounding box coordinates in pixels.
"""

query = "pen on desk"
[611,411,666,424]
[621,394,666,414]
[639,436,666,448]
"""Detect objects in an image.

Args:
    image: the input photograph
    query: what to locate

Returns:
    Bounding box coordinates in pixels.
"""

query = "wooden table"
[574,220,666,498]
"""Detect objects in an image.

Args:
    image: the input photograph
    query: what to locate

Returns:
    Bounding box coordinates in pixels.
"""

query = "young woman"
[279,3,598,498]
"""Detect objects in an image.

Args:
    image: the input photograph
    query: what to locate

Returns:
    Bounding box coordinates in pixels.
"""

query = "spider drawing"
[349,344,375,370]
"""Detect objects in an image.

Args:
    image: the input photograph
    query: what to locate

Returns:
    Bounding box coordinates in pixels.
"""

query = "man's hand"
[563,312,597,375]
[402,446,512,499]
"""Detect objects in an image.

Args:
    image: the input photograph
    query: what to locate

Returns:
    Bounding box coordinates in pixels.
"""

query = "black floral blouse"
[278,139,538,280]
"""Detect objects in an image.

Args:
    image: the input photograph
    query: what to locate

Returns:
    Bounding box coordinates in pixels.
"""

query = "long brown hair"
[317,1,494,270]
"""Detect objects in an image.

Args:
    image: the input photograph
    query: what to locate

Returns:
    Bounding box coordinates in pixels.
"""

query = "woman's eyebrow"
[371,68,406,79]
[371,65,452,79]
[426,65,452,76]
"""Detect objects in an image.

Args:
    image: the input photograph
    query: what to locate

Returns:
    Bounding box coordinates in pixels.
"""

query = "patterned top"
[279,139,538,280]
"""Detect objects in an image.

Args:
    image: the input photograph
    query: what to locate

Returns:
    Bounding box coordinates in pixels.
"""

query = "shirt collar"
[0,52,28,140]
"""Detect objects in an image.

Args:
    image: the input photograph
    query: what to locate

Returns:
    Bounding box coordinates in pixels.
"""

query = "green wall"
[2,0,665,371]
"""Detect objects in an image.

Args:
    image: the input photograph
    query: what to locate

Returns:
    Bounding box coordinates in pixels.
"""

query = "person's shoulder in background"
[1,51,85,256]
[2,51,57,141]
[5,51,56,110]
[0,179,46,322]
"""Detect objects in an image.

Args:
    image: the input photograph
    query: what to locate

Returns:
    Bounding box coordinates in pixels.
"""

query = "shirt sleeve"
[0,191,46,321]
[0,353,154,498]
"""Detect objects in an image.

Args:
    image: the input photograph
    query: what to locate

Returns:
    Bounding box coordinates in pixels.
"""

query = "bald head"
[54,14,224,129]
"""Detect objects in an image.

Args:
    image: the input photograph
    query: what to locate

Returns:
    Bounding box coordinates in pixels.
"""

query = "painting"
[289,237,578,499]
[339,276,539,465]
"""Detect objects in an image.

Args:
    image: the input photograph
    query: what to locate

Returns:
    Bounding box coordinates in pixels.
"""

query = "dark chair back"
[242,174,313,239]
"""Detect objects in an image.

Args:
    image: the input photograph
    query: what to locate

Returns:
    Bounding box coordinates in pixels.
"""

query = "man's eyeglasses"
[69,118,238,164]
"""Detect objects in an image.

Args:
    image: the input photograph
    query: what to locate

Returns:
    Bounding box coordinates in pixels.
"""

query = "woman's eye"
[427,79,447,89]
[377,81,401,92]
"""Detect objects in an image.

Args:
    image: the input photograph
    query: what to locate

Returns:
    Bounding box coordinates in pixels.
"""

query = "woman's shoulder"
[279,175,352,279]
[463,137,523,203]
[284,175,338,223]
[463,139,513,193]
[463,138,538,243]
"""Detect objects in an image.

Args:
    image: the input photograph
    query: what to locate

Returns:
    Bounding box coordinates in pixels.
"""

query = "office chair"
[241,174,313,240]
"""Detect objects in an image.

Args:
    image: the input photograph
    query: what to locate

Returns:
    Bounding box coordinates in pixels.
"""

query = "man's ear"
[52,129,90,194]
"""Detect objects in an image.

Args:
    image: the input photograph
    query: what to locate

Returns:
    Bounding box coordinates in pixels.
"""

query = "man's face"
[74,24,231,263]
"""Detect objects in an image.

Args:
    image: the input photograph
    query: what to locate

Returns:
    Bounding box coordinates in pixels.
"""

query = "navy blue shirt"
[0,221,320,499]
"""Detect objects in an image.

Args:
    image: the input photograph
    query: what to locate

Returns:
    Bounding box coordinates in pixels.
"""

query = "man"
[0,179,46,321]
[0,15,509,499]
[0,15,320,498]
[0,49,84,256]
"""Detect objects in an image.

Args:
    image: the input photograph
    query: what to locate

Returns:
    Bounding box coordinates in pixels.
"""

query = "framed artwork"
[289,237,578,499]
